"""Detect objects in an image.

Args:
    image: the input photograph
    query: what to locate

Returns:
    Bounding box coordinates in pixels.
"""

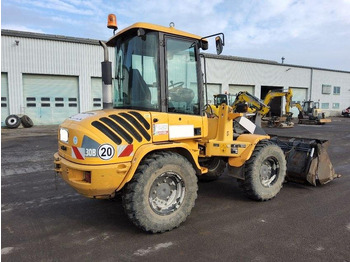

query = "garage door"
[229,85,254,97]
[91,77,103,110]
[204,83,221,104]
[1,73,9,126]
[23,74,79,125]
[290,87,308,117]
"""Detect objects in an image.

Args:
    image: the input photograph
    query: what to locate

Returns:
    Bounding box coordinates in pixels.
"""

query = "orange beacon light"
[107,14,118,33]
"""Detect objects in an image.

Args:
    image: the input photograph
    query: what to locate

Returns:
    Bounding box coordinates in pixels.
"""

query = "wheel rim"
[149,172,185,216]
[8,117,17,125]
[259,156,279,187]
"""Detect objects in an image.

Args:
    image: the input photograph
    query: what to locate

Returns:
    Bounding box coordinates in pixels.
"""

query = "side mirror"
[200,33,225,54]
[200,40,208,50]
[215,36,223,55]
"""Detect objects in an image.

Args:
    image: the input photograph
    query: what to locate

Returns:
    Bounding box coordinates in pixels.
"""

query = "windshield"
[114,32,159,110]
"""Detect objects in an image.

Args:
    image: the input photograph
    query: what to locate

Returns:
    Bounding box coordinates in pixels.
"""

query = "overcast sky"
[2,0,350,70]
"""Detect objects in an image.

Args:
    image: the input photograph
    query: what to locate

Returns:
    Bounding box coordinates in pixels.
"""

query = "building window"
[332,103,340,109]
[333,86,340,95]
[322,84,332,94]
[321,103,329,109]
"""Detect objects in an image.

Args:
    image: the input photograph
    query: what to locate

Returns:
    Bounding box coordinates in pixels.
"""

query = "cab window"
[166,38,199,114]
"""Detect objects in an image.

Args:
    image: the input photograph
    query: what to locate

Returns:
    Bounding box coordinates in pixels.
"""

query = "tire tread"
[122,151,197,233]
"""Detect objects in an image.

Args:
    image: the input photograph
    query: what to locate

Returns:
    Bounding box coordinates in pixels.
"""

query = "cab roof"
[106,22,205,46]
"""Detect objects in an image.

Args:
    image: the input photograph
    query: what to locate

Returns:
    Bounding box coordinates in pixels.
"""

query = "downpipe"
[99,41,113,109]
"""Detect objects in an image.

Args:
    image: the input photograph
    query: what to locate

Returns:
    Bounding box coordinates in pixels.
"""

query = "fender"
[116,142,201,191]
[228,134,270,167]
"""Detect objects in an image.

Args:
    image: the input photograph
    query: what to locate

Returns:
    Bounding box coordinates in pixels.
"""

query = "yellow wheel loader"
[54,15,338,233]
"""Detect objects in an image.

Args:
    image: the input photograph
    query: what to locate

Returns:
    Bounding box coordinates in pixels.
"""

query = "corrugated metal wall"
[205,57,310,98]
[1,35,114,117]
[204,56,350,116]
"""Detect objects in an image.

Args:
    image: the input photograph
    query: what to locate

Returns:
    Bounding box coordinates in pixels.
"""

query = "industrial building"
[2,29,350,126]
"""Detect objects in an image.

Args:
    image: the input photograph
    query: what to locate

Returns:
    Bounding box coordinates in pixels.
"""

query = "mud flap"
[270,136,338,186]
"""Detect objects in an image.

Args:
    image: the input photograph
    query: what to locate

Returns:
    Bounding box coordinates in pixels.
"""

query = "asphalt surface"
[2,118,350,262]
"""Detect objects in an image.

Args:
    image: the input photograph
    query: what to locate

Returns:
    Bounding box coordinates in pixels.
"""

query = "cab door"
[164,37,206,140]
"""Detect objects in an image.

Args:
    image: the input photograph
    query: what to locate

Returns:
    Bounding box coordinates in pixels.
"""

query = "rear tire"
[122,151,198,233]
[239,140,286,201]
[198,157,226,181]
[5,115,21,129]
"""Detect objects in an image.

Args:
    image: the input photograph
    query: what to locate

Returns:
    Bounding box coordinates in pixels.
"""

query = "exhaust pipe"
[99,41,113,109]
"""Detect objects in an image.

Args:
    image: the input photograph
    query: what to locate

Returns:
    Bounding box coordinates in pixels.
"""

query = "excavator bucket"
[270,135,339,186]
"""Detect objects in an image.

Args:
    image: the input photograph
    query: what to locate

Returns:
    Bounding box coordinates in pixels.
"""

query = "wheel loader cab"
[109,25,204,116]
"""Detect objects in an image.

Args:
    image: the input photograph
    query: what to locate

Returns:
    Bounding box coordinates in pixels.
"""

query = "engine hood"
[58,109,152,165]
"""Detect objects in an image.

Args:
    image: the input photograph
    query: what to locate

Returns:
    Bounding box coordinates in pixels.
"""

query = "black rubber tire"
[198,157,226,182]
[238,140,286,201]
[122,151,198,233]
[21,115,34,128]
[5,115,21,129]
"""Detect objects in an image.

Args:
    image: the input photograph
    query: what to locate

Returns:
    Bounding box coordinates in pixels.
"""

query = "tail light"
[83,171,91,183]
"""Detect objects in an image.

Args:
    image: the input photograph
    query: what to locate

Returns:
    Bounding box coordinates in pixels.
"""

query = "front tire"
[122,151,198,233]
[239,140,286,201]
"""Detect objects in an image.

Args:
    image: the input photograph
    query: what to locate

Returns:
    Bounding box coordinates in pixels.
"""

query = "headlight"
[60,128,69,143]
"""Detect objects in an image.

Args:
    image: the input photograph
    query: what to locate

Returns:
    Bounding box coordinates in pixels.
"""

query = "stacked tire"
[21,115,34,128]
[4,114,33,129]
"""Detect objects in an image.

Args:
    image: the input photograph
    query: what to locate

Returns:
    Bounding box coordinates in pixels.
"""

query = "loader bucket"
[270,135,338,186]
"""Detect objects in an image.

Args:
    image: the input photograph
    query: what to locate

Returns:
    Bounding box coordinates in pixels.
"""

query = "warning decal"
[117,145,134,157]
[72,146,85,160]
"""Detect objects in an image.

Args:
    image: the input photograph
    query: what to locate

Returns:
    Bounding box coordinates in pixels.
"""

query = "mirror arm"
[200,33,225,46]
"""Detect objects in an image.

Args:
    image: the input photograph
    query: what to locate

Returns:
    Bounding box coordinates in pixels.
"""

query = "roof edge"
[202,53,350,74]
[1,29,101,46]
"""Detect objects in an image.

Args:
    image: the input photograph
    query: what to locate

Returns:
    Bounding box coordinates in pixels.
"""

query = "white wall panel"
[311,70,350,116]
[204,83,221,104]
[1,35,114,115]
[205,57,310,96]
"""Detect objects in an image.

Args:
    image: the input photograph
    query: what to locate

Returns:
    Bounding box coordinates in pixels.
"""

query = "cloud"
[2,25,45,33]
[217,0,350,69]
[227,0,350,47]
[1,0,349,69]
[7,0,103,15]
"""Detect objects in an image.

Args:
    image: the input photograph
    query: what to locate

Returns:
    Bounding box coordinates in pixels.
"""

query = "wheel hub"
[149,172,185,215]
[260,157,279,187]
[9,118,16,124]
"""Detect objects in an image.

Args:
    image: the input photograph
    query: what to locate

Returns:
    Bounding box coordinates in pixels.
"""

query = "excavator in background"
[231,89,294,128]
[208,88,294,128]
[294,101,332,125]
[260,88,294,128]
[54,15,339,233]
